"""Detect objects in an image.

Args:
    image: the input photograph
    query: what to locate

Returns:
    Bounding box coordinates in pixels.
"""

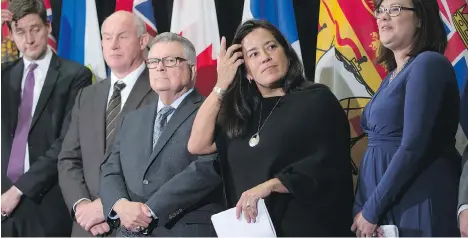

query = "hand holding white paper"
[211,199,276,237]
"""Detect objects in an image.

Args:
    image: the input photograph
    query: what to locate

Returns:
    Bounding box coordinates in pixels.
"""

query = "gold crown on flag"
[453,3,468,48]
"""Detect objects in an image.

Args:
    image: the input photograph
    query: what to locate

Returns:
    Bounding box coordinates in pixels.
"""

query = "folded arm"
[145,153,221,226]
[100,118,130,222]
[57,88,93,216]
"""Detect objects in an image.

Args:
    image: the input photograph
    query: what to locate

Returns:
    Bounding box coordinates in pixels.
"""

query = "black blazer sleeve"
[15,65,92,202]
[275,86,353,200]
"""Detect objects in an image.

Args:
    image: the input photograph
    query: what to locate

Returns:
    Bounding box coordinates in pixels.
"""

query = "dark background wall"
[50,0,320,79]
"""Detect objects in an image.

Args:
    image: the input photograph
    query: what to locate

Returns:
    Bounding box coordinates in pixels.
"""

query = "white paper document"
[380,225,399,237]
[211,199,277,237]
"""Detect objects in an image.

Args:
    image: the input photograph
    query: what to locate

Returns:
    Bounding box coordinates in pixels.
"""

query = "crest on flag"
[437,0,468,90]
[437,0,468,153]
[315,0,385,184]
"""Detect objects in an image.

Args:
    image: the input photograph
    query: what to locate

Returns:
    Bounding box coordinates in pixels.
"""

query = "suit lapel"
[141,103,158,163]
[30,54,59,132]
[146,89,202,169]
[104,69,156,154]
[8,60,24,134]
[93,79,111,157]
[120,69,155,116]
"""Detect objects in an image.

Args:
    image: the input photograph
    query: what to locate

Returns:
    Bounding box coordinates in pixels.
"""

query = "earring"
[248,78,252,84]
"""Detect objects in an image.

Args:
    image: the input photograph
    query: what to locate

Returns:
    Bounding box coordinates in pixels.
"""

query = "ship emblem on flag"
[315,0,385,185]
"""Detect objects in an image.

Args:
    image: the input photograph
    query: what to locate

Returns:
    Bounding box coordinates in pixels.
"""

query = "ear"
[190,65,197,81]
[140,33,150,50]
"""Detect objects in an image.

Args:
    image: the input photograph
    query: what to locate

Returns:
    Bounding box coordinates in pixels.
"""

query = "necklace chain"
[256,96,284,135]
[390,59,409,80]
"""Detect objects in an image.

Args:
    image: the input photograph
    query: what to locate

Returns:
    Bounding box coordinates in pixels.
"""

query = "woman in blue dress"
[351,0,461,236]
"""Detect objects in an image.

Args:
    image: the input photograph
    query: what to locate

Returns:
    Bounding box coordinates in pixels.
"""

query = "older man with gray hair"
[58,11,157,236]
[100,32,223,237]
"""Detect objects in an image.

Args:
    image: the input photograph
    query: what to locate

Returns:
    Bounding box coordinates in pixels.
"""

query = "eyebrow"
[380,3,405,7]
[14,23,42,30]
[102,31,129,36]
[246,40,276,53]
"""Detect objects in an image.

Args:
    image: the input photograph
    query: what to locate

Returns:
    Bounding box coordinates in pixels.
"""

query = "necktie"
[152,105,175,149]
[7,63,38,182]
[105,82,126,149]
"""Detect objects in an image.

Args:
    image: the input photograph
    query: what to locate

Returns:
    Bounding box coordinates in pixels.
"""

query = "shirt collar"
[110,62,146,88]
[22,47,53,73]
[157,88,194,113]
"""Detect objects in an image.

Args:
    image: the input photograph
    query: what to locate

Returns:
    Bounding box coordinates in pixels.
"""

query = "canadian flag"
[170,0,220,96]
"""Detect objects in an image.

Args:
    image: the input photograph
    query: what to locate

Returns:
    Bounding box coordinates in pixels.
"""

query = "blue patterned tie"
[152,105,175,149]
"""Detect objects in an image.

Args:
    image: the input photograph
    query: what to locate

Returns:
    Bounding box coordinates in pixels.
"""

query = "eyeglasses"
[145,56,189,68]
[374,5,416,18]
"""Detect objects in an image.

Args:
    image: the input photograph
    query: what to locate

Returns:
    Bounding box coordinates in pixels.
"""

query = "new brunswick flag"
[316,0,468,186]
[315,0,386,186]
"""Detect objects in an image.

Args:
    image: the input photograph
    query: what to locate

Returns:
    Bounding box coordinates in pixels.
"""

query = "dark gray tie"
[105,81,126,149]
[152,105,175,149]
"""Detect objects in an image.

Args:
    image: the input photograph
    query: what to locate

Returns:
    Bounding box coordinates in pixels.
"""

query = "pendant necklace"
[248,96,284,147]
[390,58,409,81]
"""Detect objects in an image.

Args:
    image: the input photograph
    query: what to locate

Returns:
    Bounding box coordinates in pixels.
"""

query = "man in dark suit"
[100,32,223,237]
[58,11,157,237]
[0,0,92,236]
[459,73,468,237]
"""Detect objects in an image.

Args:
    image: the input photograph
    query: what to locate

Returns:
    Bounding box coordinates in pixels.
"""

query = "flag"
[437,0,468,92]
[1,0,19,63]
[315,0,385,185]
[58,0,106,83]
[437,0,468,154]
[115,0,157,38]
[42,0,57,52]
[170,0,220,97]
[242,0,302,60]
[2,0,9,37]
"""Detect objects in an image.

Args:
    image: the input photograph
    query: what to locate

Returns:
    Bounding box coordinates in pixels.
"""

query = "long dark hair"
[218,19,311,139]
[375,0,447,71]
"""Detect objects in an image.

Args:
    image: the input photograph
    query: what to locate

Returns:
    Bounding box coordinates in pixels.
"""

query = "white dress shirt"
[156,88,194,121]
[21,48,53,173]
[459,204,468,220]
[107,62,146,109]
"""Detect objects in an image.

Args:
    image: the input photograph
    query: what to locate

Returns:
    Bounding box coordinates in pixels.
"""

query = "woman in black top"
[188,19,354,236]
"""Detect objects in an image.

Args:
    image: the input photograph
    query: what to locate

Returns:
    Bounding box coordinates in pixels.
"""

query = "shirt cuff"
[73,198,92,213]
[459,204,468,218]
[109,198,128,219]
[14,187,23,196]
[144,204,158,219]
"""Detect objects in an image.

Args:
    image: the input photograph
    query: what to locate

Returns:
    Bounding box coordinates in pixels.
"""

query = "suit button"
[143,179,149,185]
